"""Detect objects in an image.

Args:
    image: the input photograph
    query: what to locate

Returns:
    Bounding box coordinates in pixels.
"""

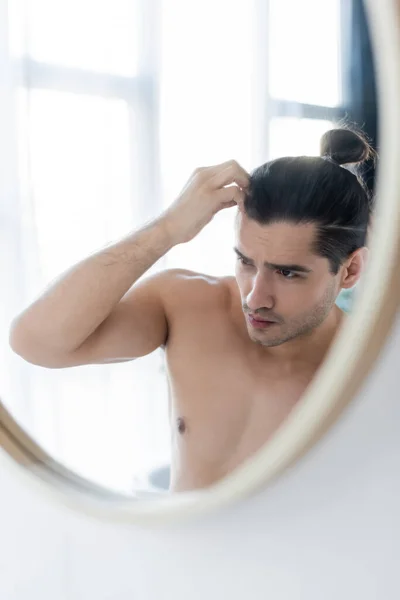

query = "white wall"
[1,311,399,599]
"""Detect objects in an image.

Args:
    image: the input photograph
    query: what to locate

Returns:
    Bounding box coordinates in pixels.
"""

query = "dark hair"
[244,127,377,274]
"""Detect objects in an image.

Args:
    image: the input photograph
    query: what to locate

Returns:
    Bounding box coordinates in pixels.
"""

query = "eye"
[278,269,298,279]
[236,256,252,266]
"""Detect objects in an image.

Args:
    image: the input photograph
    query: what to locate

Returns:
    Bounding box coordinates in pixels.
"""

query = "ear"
[340,247,369,289]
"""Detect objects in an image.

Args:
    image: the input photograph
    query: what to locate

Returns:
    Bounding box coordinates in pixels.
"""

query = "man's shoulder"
[159,268,236,311]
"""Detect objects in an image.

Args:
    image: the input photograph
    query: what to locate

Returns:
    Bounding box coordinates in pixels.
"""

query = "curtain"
[1,0,170,493]
[342,0,378,189]
[336,0,378,313]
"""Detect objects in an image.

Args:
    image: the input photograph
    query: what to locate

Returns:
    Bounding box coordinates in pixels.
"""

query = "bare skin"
[9,160,366,493]
[163,215,355,491]
[163,269,344,492]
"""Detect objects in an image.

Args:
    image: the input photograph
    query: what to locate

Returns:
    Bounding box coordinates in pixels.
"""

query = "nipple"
[177,417,186,434]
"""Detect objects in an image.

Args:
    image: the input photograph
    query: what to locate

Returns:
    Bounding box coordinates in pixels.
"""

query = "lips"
[248,314,276,323]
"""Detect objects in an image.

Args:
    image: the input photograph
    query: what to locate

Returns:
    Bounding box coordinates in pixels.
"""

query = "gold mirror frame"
[1,0,400,525]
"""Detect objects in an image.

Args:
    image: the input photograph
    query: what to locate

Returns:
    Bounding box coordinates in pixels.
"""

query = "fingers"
[215,184,246,209]
[195,160,250,191]
[211,161,250,190]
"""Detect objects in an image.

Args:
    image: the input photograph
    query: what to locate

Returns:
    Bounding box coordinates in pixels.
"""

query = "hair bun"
[320,128,373,166]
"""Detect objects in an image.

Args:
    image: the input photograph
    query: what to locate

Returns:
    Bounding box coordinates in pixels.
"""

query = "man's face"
[234,215,341,347]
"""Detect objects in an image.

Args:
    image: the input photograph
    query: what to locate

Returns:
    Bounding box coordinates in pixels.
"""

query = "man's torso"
[161,270,326,492]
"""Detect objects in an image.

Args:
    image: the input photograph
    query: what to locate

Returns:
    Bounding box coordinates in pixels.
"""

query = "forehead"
[235,215,318,261]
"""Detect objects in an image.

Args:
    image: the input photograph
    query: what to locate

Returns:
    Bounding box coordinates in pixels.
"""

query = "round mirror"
[1,0,400,523]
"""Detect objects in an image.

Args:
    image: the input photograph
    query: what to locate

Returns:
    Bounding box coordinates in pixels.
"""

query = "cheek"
[293,278,336,312]
[276,280,321,312]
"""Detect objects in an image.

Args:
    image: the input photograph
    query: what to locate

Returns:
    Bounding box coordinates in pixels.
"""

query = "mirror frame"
[1,0,400,525]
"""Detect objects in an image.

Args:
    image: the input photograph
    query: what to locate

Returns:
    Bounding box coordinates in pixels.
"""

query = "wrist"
[156,213,182,247]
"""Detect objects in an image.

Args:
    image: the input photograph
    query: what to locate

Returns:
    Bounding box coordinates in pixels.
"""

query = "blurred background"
[0,0,377,493]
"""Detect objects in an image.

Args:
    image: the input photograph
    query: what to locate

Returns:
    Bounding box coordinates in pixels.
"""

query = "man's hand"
[161,160,249,244]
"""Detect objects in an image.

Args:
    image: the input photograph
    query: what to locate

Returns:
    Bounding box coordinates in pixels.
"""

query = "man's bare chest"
[164,312,314,465]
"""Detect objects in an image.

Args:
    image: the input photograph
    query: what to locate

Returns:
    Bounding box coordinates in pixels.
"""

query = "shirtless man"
[9,128,373,492]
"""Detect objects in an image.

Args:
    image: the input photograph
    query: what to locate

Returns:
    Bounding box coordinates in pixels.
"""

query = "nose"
[246,272,275,312]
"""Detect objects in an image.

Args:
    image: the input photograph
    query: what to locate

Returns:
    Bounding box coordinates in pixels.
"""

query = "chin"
[248,328,272,344]
[247,327,286,347]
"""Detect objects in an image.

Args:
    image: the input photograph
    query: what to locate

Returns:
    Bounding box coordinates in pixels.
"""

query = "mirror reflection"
[2,0,378,496]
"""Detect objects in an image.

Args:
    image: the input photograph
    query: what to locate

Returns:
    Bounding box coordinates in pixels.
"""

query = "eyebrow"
[233,247,313,274]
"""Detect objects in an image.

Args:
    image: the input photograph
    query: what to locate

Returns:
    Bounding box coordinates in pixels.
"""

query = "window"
[268,0,341,107]
[3,0,343,492]
[6,0,167,493]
